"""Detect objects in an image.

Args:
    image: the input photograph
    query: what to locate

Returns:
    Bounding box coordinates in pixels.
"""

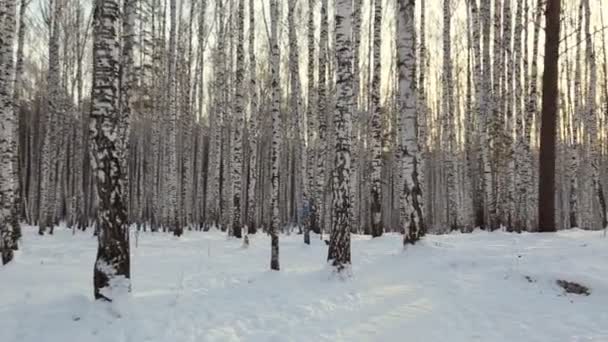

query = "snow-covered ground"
[2,227,607,342]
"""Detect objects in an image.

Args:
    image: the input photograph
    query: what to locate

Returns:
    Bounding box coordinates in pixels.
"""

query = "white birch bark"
[90,0,131,300]
[583,0,607,229]
[489,0,502,228]
[398,0,425,245]
[316,0,328,235]
[167,0,181,235]
[0,0,18,264]
[418,0,428,225]
[513,0,526,230]
[443,0,458,229]
[569,1,583,228]
[524,0,543,230]
[503,0,515,228]
[350,0,362,234]
[119,0,136,222]
[327,0,353,270]
[246,0,258,234]
[39,0,62,235]
[207,2,225,228]
[480,0,492,228]
[270,0,280,270]
[304,0,318,243]
[231,0,245,238]
[288,2,305,237]
[9,0,29,239]
[369,0,383,237]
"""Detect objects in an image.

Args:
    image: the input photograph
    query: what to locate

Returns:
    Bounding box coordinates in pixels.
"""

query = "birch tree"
[288,1,305,239]
[327,0,353,271]
[0,0,19,264]
[480,0,493,229]
[369,0,383,237]
[39,0,62,235]
[569,1,584,229]
[167,0,181,236]
[582,0,607,229]
[90,0,131,300]
[207,0,225,229]
[442,0,457,229]
[269,0,280,270]
[304,0,317,244]
[525,0,543,230]
[397,0,424,245]
[119,0,136,212]
[231,0,245,238]
[316,0,328,236]
[246,0,258,234]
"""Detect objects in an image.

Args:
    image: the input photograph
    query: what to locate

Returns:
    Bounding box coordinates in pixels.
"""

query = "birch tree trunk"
[503,0,514,228]
[221,0,233,232]
[119,0,136,220]
[39,0,62,235]
[10,0,29,236]
[180,0,195,231]
[207,2,225,229]
[246,0,257,234]
[0,0,18,264]
[288,2,305,238]
[468,0,484,227]
[269,0,280,271]
[442,0,457,229]
[480,0,492,229]
[513,0,525,230]
[316,0,328,236]
[489,0,502,229]
[327,0,353,271]
[398,0,425,245]
[304,0,317,243]
[231,0,245,238]
[167,0,181,236]
[418,0,428,226]
[369,0,383,237]
[569,1,583,228]
[582,0,607,229]
[397,0,424,245]
[350,0,362,234]
[91,0,131,300]
[526,0,543,230]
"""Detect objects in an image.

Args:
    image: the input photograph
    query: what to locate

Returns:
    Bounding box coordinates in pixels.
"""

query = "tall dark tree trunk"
[537,0,561,232]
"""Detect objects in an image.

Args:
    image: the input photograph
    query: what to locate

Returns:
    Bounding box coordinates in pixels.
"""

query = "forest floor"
[2,226,608,342]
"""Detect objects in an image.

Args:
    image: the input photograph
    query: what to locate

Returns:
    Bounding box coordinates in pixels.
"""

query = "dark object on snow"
[524,276,536,283]
[556,280,590,296]
[324,239,329,246]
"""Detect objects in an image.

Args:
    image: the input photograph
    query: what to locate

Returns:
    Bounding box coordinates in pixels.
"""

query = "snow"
[2,227,608,342]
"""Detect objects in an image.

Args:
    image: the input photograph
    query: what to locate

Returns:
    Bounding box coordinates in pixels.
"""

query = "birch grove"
[1,0,607,285]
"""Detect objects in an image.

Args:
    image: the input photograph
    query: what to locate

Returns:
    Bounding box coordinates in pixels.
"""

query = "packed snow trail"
[1,227,608,342]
